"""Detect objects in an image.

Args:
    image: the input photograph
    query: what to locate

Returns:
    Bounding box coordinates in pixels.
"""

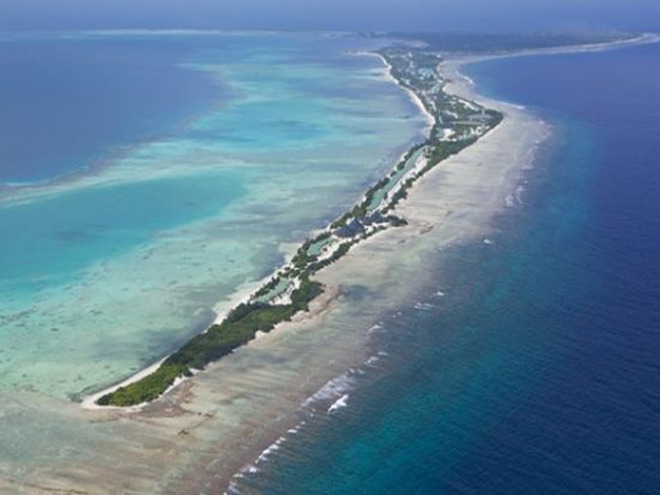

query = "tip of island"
[92,42,503,408]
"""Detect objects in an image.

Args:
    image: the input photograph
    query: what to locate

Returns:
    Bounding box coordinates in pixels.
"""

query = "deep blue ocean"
[0,35,230,183]
[242,42,660,493]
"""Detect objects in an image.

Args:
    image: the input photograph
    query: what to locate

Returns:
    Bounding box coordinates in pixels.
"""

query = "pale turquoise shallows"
[0,32,427,399]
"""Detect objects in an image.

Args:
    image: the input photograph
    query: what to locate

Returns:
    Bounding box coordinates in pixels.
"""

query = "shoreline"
[81,33,659,409]
[201,55,550,492]
[1,34,650,494]
[371,52,436,129]
[351,50,435,129]
[218,32,660,492]
[79,241,300,411]
[86,39,505,408]
[440,32,660,76]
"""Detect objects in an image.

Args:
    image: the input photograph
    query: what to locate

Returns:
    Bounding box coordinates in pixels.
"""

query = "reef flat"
[95,45,503,407]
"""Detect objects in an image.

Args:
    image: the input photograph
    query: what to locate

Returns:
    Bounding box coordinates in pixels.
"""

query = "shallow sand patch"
[0,49,556,493]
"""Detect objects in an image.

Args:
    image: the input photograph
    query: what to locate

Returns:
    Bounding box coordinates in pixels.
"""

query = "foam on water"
[240,41,660,494]
[0,32,429,399]
[327,394,350,414]
[302,372,356,409]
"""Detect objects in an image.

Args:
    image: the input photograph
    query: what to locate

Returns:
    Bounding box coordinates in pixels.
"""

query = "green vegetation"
[253,276,282,299]
[96,364,191,407]
[307,240,354,272]
[97,42,504,408]
[307,233,335,257]
[291,240,317,272]
[98,276,324,406]
[426,137,476,167]
[371,47,503,215]
[331,212,352,229]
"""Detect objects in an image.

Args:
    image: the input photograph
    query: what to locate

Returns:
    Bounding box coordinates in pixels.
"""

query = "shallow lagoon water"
[0,32,428,398]
[5,33,658,494]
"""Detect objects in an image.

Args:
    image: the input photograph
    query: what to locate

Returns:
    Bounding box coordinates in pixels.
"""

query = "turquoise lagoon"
[0,32,427,399]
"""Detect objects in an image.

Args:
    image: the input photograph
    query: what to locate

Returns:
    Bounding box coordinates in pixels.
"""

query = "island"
[97,45,503,407]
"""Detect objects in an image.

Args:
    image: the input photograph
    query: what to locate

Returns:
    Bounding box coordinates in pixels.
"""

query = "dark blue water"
[0,35,226,183]
[241,43,660,493]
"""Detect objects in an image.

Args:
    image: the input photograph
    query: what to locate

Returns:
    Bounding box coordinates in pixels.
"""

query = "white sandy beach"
[2,35,647,493]
[373,52,436,128]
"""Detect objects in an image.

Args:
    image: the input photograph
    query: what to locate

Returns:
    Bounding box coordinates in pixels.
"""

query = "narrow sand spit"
[9,36,651,491]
